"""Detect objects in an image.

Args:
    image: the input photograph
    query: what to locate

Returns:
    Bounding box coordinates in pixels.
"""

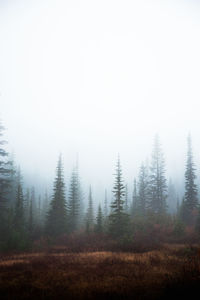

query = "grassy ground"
[0,244,200,299]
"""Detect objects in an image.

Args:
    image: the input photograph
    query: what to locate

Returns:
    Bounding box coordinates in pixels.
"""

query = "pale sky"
[1,0,200,202]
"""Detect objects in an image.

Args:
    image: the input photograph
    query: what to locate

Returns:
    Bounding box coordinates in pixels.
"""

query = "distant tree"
[138,163,149,216]
[124,184,129,213]
[148,135,167,215]
[68,167,80,232]
[46,155,67,236]
[183,134,198,225]
[104,189,108,218]
[85,186,94,233]
[14,168,24,233]
[131,178,138,216]
[109,156,129,238]
[95,204,103,234]
[0,121,12,246]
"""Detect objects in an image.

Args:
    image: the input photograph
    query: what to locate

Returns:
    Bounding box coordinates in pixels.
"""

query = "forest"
[0,119,200,252]
[1,119,200,299]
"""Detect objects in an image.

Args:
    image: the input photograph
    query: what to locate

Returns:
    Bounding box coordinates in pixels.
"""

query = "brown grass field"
[0,244,200,299]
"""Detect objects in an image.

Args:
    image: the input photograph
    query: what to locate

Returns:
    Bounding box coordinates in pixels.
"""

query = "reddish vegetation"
[0,244,200,299]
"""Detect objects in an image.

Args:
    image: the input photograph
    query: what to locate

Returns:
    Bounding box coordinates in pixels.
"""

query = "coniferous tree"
[95,204,103,234]
[131,178,138,216]
[109,156,129,238]
[124,184,129,213]
[0,121,12,247]
[148,135,167,215]
[167,179,177,214]
[14,168,24,233]
[68,167,80,232]
[138,163,149,216]
[46,155,67,236]
[85,186,94,233]
[183,135,198,225]
[104,189,108,218]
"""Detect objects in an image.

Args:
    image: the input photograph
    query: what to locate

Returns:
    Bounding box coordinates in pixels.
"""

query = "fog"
[1,0,200,202]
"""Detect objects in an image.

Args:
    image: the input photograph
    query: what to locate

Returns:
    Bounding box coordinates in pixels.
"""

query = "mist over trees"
[1,119,200,251]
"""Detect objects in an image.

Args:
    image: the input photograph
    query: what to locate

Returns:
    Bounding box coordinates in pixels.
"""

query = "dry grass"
[0,244,200,299]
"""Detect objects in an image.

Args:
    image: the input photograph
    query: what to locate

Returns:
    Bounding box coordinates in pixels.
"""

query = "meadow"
[0,244,200,299]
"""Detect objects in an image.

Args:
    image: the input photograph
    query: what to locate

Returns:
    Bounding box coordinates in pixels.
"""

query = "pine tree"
[148,135,167,215]
[131,178,138,216]
[14,168,24,233]
[109,156,129,238]
[85,186,94,233]
[46,154,67,236]
[183,134,198,224]
[0,121,12,245]
[0,122,11,211]
[95,204,103,234]
[124,184,129,213]
[138,163,149,216]
[68,167,80,232]
[104,189,108,218]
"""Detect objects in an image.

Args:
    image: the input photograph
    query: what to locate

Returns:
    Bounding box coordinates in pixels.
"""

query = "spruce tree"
[46,155,67,236]
[68,167,80,232]
[85,186,94,233]
[131,178,139,216]
[183,134,198,224]
[95,204,103,234]
[0,121,12,246]
[109,156,129,238]
[14,168,24,233]
[104,189,108,218]
[124,184,129,213]
[148,135,167,215]
[138,163,149,216]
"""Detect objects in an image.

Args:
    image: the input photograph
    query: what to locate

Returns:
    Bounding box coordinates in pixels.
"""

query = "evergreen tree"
[109,156,129,238]
[68,166,80,232]
[124,184,129,213]
[46,155,67,236]
[183,134,198,224]
[0,121,12,246]
[148,135,167,215]
[131,178,139,216]
[85,186,94,233]
[104,189,108,218]
[138,163,149,216]
[95,204,103,234]
[14,168,24,233]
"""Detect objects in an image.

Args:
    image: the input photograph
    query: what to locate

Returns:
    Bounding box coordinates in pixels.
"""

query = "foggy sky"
[1,0,200,202]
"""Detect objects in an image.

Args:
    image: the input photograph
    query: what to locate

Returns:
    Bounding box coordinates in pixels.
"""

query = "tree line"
[0,120,199,251]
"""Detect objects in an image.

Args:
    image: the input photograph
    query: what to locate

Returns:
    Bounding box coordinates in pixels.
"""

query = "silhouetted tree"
[85,186,94,233]
[46,155,67,236]
[183,134,198,225]
[109,156,129,238]
[68,167,80,232]
[14,168,24,233]
[95,204,103,234]
[138,163,149,216]
[148,135,167,215]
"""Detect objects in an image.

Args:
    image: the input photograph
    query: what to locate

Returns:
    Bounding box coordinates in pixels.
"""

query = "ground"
[0,244,200,299]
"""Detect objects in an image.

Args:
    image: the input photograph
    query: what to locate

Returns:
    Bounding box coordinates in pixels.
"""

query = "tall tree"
[85,186,94,233]
[131,178,138,216]
[95,204,103,234]
[124,184,129,213]
[68,166,80,232]
[109,156,129,237]
[183,134,198,224]
[148,135,167,215]
[14,168,24,233]
[138,163,149,216]
[104,189,108,218]
[0,121,12,245]
[46,155,67,236]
